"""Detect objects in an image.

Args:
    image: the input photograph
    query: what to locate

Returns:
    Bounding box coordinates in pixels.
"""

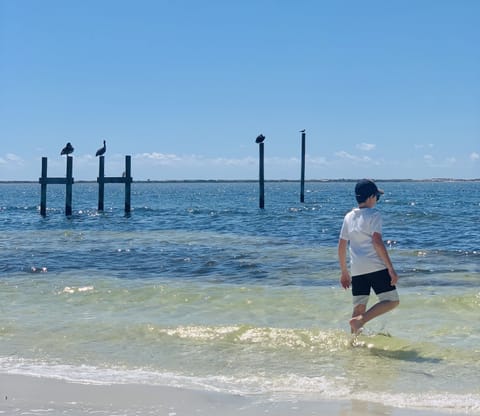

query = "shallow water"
[0,181,479,413]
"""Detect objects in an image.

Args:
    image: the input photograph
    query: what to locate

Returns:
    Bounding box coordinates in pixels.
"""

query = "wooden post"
[98,155,105,211]
[65,156,73,216]
[40,157,47,216]
[259,142,265,209]
[300,130,306,203]
[96,155,132,214]
[124,155,131,214]
[39,156,74,216]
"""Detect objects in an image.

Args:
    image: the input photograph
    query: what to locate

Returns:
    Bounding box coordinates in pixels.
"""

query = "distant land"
[1,178,479,184]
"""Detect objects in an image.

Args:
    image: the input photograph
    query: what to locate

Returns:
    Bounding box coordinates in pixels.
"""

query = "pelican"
[96,140,106,157]
[255,134,265,143]
[60,142,74,156]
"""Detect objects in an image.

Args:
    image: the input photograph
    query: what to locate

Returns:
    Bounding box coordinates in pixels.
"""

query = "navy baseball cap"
[355,179,384,201]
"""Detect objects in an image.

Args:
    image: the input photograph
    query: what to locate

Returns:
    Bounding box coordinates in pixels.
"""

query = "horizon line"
[1,178,479,184]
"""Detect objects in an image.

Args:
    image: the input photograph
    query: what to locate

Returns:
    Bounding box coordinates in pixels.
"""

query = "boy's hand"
[388,268,399,286]
[340,271,351,289]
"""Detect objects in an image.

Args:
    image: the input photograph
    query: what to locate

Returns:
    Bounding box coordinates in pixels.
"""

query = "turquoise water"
[0,181,479,413]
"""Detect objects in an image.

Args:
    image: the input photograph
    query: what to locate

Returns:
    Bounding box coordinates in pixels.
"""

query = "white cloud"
[307,155,328,166]
[133,152,257,168]
[0,153,24,166]
[134,152,182,165]
[212,156,256,167]
[415,144,434,150]
[424,154,458,168]
[6,153,24,163]
[356,143,376,151]
[335,151,372,163]
[0,149,475,181]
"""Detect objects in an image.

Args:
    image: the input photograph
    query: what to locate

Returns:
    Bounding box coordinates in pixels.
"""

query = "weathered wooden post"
[300,129,306,203]
[259,143,265,209]
[65,156,73,216]
[98,156,105,211]
[40,157,48,216]
[256,134,265,209]
[124,155,132,214]
[96,155,132,214]
[39,156,74,216]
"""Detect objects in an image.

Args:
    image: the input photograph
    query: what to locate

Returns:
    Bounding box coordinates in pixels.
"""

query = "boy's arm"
[372,232,398,286]
[338,238,351,289]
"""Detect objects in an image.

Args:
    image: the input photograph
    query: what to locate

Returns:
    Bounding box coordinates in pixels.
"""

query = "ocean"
[0,181,479,413]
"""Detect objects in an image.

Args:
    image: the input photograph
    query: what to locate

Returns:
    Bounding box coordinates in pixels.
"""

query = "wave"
[1,355,478,414]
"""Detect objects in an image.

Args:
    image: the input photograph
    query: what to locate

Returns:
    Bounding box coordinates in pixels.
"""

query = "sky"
[0,0,479,181]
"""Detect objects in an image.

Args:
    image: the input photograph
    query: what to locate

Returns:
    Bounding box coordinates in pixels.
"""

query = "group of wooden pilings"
[39,155,132,216]
[257,130,306,208]
[39,131,306,214]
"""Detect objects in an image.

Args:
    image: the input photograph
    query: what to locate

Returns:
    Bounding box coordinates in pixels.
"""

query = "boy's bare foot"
[349,316,364,334]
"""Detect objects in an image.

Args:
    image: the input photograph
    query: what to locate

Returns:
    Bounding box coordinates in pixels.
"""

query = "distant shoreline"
[0,178,479,184]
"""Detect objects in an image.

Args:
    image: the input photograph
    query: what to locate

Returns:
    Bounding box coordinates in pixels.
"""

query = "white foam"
[1,356,479,413]
[352,391,480,414]
[61,285,94,294]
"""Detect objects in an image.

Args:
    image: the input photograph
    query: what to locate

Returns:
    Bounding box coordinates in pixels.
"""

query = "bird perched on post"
[255,134,265,143]
[60,142,74,156]
[96,140,106,157]
[300,129,305,133]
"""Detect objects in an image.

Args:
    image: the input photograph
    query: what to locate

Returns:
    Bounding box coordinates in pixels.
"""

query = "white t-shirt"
[339,207,386,276]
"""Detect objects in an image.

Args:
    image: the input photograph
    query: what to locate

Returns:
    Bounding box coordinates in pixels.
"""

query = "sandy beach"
[0,373,450,416]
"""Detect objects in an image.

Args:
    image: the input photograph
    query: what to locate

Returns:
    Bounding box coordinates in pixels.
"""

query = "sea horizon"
[1,177,479,184]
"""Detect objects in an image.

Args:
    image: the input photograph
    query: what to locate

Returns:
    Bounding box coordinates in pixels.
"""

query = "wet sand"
[0,373,449,415]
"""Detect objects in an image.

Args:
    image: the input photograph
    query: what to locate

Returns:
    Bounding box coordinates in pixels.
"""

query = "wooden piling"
[300,130,306,203]
[39,156,74,216]
[65,156,73,216]
[40,157,48,216]
[98,156,105,211]
[259,142,265,209]
[96,155,132,214]
[124,155,132,214]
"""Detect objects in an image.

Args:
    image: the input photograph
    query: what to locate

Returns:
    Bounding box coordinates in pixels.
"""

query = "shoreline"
[0,373,450,416]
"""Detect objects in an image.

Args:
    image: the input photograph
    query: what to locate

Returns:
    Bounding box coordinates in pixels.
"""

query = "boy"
[338,179,399,334]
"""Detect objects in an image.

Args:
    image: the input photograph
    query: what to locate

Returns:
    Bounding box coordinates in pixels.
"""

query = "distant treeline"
[1,178,479,184]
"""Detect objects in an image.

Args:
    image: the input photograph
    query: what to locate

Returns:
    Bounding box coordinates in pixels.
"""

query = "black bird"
[96,140,106,157]
[300,129,306,133]
[60,142,74,156]
[255,134,265,144]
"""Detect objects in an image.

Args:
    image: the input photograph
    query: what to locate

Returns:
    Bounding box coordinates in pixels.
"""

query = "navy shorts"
[351,269,399,306]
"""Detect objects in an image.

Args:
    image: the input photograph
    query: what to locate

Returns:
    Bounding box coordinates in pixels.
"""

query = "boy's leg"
[350,299,399,333]
[351,275,371,334]
[350,269,400,333]
[352,303,366,318]
[350,303,366,334]
[350,292,369,334]
[350,282,400,333]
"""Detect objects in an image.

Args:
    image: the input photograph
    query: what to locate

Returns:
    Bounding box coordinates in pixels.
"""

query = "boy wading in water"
[338,179,399,334]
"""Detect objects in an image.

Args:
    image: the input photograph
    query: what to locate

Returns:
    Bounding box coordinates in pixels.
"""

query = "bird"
[60,142,74,156]
[300,129,305,133]
[255,134,265,143]
[96,140,106,157]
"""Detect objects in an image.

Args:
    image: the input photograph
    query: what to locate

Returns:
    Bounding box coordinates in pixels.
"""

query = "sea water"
[0,181,479,413]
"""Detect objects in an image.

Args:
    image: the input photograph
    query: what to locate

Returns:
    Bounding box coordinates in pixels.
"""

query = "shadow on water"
[366,346,443,363]
[353,334,444,363]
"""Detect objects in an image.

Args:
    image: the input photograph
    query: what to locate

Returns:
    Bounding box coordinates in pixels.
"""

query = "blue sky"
[1,0,479,181]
